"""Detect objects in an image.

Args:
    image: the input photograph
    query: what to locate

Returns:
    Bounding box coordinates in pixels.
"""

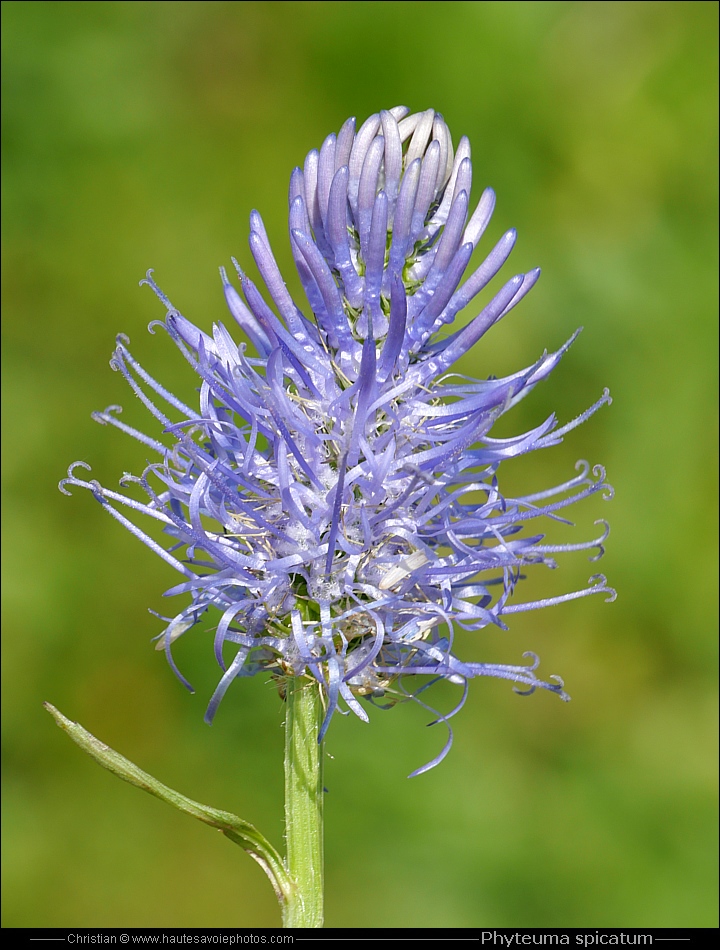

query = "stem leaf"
[44,702,293,903]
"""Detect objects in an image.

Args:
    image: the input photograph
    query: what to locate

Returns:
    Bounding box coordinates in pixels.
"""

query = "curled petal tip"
[549,675,571,702]
[59,460,92,495]
[588,574,616,602]
[92,404,123,425]
[513,685,536,697]
[588,519,611,561]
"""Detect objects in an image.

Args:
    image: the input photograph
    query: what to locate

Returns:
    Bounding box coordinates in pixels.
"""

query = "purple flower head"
[62,107,614,775]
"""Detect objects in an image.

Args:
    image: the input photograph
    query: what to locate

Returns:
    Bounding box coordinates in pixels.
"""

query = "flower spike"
[63,108,613,775]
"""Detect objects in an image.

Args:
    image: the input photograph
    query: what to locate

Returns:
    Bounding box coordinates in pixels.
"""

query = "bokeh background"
[2,0,717,929]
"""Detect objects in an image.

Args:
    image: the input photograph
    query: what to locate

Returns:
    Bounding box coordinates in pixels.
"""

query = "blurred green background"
[2,0,717,929]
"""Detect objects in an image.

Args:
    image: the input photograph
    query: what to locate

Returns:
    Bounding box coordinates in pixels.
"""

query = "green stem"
[282,679,324,928]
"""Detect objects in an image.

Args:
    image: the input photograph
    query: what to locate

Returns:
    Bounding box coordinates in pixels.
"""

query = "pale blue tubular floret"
[61,108,615,774]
